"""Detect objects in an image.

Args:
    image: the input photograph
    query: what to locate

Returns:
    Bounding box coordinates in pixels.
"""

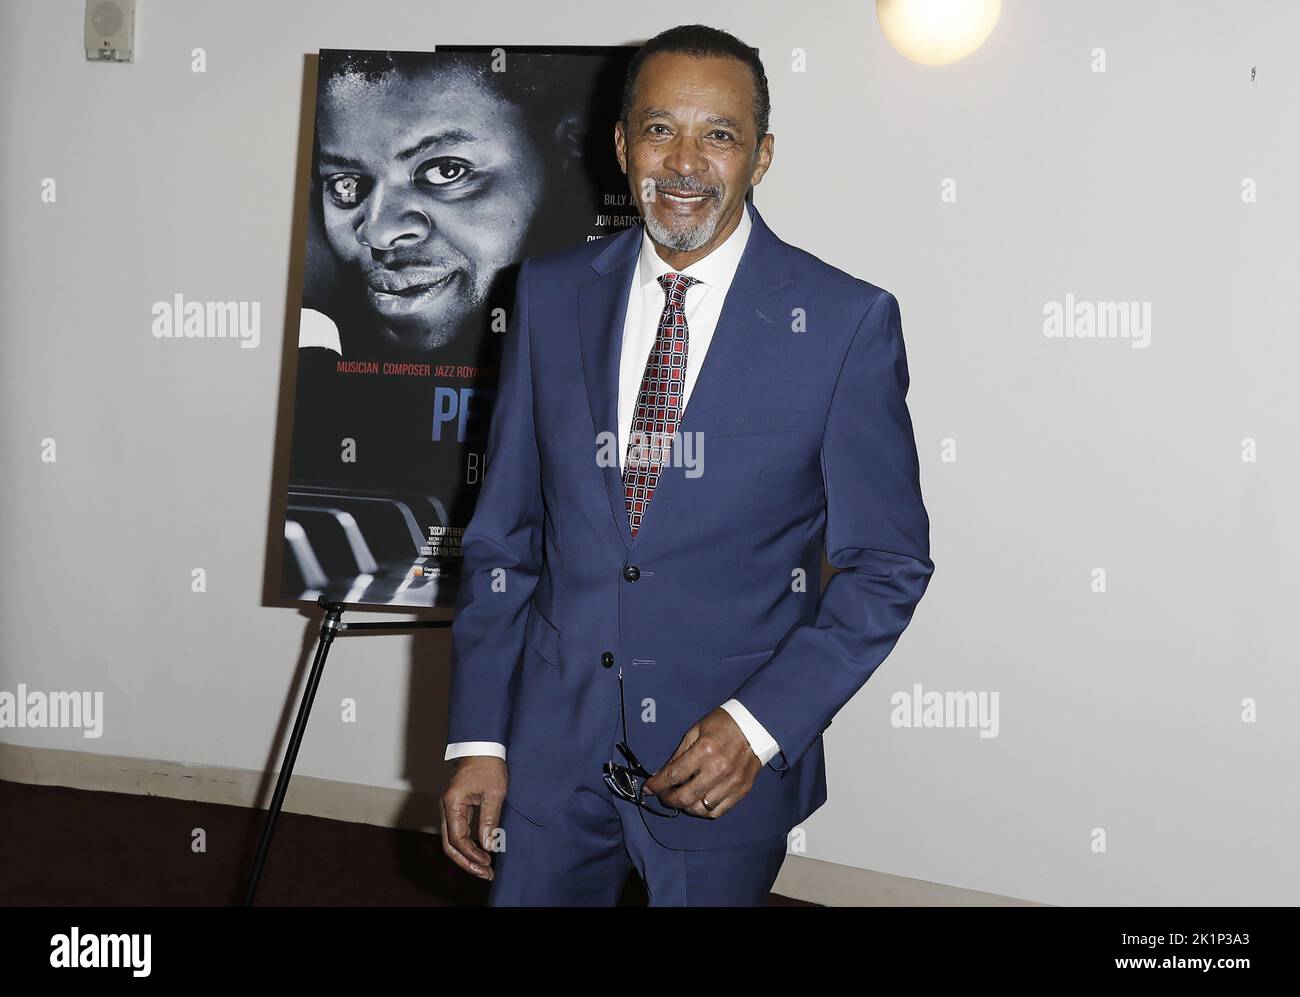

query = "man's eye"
[710,132,734,142]
[324,175,369,206]
[419,159,472,186]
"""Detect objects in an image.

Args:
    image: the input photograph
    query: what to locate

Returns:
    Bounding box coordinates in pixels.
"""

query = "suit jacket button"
[601,651,615,669]
[622,565,640,582]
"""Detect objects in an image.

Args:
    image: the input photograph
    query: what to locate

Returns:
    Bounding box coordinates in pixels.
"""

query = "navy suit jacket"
[446,201,934,850]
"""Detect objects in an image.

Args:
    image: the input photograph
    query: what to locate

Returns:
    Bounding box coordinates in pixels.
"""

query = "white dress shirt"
[446,203,782,767]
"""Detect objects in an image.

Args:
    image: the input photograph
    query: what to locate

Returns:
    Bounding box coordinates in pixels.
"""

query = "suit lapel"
[578,228,641,551]
[577,202,795,551]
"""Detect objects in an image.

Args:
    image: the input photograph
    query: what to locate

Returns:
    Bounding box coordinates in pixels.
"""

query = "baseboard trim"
[0,742,1040,906]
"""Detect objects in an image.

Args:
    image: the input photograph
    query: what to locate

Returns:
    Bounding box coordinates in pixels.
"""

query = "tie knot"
[657,271,697,306]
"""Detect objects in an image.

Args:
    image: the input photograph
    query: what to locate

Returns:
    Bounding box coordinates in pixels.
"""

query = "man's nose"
[355,184,431,253]
[661,134,711,179]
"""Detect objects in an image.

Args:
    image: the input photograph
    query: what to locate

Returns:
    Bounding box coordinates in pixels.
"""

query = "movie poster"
[281,46,638,608]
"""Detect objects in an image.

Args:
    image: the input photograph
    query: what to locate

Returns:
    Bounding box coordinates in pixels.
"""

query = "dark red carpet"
[0,779,812,906]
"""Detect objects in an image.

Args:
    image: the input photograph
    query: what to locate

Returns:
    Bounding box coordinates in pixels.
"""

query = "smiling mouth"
[659,190,714,206]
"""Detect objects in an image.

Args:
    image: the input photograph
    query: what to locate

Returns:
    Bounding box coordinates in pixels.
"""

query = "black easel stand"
[242,595,451,906]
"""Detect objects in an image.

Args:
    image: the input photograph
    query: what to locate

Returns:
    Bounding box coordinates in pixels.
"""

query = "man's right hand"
[440,756,507,881]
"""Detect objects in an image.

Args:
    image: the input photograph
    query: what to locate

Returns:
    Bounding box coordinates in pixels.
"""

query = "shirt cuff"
[444,741,507,762]
[720,699,781,766]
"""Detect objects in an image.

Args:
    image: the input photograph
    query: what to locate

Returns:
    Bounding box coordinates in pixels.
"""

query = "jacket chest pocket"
[712,412,801,438]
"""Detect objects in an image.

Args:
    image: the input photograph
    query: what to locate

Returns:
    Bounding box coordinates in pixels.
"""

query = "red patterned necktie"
[624,271,698,537]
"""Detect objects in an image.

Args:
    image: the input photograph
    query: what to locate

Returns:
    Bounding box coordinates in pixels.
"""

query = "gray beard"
[642,200,721,253]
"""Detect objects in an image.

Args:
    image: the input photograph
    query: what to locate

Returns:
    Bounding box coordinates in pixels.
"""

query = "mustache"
[654,177,721,197]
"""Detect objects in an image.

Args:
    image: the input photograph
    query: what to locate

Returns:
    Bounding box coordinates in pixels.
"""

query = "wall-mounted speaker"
[85,0,136,63]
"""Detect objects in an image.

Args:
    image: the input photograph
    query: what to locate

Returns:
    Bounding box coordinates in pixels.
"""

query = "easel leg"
[242,601,344,906]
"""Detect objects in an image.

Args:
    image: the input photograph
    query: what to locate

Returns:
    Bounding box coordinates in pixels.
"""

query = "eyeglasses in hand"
[602,740,681,818]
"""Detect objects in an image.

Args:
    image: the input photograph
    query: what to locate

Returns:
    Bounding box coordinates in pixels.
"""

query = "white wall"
[2,0,1296,905]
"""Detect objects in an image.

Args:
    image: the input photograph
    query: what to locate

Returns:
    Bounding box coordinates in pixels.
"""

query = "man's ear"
[613,119,628,175]
[750,132,774,187]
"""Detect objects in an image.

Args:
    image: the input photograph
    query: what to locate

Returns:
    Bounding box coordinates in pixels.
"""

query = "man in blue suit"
[440,24,934,905]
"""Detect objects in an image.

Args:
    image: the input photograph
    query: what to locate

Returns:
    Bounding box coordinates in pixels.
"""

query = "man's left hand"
[642,708,762,819]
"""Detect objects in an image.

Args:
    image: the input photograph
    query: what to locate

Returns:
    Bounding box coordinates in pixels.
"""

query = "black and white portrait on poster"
[281,46,637,609]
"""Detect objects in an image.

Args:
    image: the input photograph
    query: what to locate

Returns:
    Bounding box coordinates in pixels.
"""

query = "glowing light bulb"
[876,0,1002,66]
